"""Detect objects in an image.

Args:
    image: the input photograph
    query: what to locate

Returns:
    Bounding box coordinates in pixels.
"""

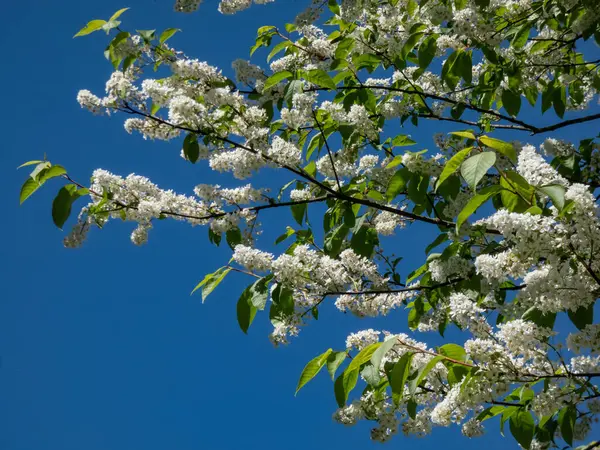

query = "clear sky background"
[1,1,599,449]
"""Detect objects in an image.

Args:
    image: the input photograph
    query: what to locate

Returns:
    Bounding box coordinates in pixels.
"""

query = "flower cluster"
[34,0,600,447]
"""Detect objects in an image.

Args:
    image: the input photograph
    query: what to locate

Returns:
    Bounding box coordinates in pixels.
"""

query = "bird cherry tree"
[19,0,600,448]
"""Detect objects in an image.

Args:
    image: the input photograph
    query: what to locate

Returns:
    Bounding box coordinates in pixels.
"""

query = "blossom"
[517,145,568,186]
[51,1,600,446]
[345,329,380,350]
[373,208,406,235]
[174,0,202,12]
[429,256,473,282]
[267,136,302,166]
[461,418,485,438]
[232,245,274,272]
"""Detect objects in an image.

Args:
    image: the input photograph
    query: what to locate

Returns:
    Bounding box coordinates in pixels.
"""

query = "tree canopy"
[20,0,600,448]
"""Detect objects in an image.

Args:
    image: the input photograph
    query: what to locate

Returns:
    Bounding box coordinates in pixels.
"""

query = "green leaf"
[183,134,200,163]
[407,399,417,419]
[479,136,517,163]
[29,162,51,179]
[327,351,348,380]
[501,407,518,436]
[568,304,593,331]
[530,40,553,54]
[291,202,307,226]
[39,165,67,183]
[361,365,381,386]
[538,184,565,210]
[237,286,258,334]
[284,80,304,107]
[137,29,156,41]
[371,336,398,370]
[500,171,534,212]
[324,224,349,257]
[249,276,271,310]
[447,364,470,385]
[275,226,295,245]
[401,32,424,60]
[226,228,242,250]
[257,25,276,36]
[392,135,416,147]
[425,233,448,254]
[52,185,86,229]
[352,54,381,72]
[17,160,44,169]
[542,82,555,113]
[342,368,360,400]
[263,71,293,91]
[418,36,437,69]
[410,355,444,395]
[408,172,430,205]
[558,406,576,446]
[436,147,471,191]
[350,226,378,258]
[389,352,413,399]
[347,342,382,374]
[159,28,180,44]
[123,55,137,72]
[477,405,505,422]
[296,349,333,394]
[407,262,427,283]
[509,410,535,449]
[334,369,359,407]
[455,50,472,84]
[303,69,336,90]
[522,307,556,329]
[19,178,41,204]
[191,267,231,302]
[74,19,107,38]
[267,40,291,62]
[386,168,409,201]
[511,23,530,49]
[456,185,503,231]
[460,152,496,190]
[109,7,130,22]
[442,51,460,90]
[450,131,476,140]
[502,89,521,117]
[438,343,466,361]
[328,0,340,15]
[553,85,566,118]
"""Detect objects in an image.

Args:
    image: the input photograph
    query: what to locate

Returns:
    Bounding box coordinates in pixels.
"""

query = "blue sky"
[1,1,599,449]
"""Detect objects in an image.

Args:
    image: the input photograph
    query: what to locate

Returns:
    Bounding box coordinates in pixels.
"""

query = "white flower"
[232,245,274,272]
[267,136,302,166]
[567,324,600,354]
[174,0,202,12]
[517,145,568,186]
[429,256,473,282]
[402,410,432,437]
[131,223,152,245]
[431,385,468,426]
[448,292,491,338]
[345,329,380,350]
[531,385,567,417]
[290,187,313,202]
[77,90,105,114]
[461,418,485,438]
[374,208,406,235]
[569,355,600,374]
[333,401,364,426]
